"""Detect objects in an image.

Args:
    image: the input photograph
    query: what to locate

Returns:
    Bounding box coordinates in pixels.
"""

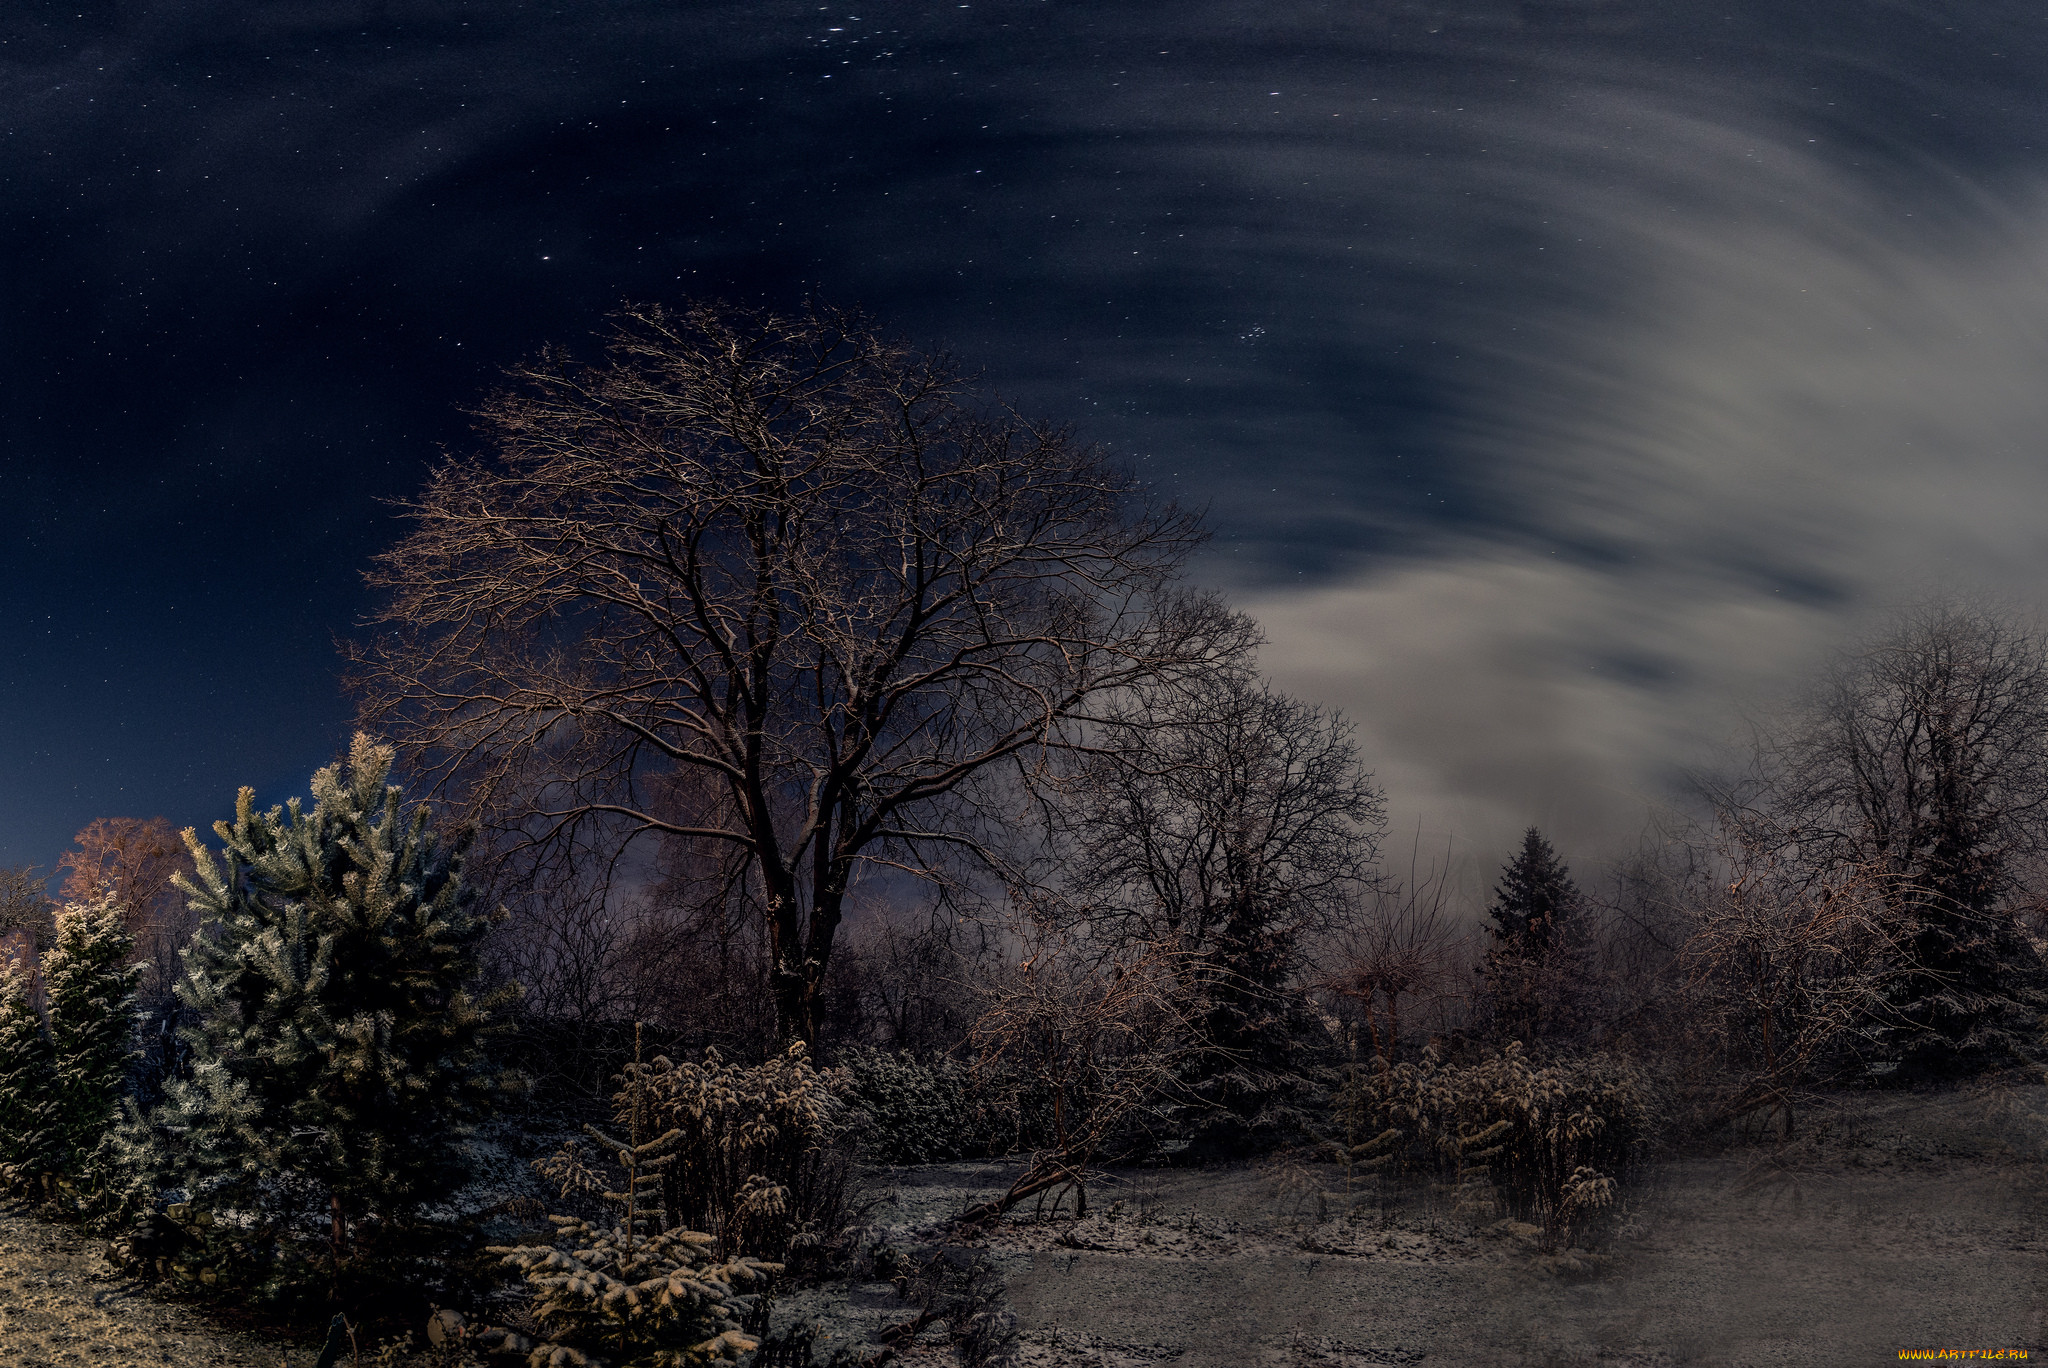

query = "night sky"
[7,1,2048,875]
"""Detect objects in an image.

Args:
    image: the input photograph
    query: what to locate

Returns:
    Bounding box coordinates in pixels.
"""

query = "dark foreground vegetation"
[0,302,2043,1365]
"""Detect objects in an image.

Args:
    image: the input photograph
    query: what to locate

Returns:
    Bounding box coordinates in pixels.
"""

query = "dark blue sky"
[8,1,2048,870]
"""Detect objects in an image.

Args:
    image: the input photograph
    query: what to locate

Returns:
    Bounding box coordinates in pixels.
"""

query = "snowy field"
[0,1082,2040,1366]
[994,1083,2048,1368]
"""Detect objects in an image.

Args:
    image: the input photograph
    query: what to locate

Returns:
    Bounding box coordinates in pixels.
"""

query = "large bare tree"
[1035,668,1383,1149]
[1723,597,2048,1077]
[348,300,1240,1044]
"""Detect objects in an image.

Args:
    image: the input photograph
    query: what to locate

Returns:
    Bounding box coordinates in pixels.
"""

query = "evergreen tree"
[1485,828,1581,952]
[1182,892,1323,1157]
[0,957,57,1192]
[1889,879,2047,1080]
[1481,829,1587,1049]
[42,897,143,1192]
[108,734,515,1287]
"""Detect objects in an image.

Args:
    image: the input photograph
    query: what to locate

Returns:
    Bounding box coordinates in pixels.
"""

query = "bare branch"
[347,299,1232,1042]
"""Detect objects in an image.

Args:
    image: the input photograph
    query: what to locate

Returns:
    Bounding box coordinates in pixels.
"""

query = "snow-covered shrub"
[833,1049,1064,1166]
[1335,1043,1651,1246]
[626,1043,854,1269]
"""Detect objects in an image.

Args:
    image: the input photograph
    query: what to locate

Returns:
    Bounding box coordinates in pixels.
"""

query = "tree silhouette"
[1486,828,1581,953]
[349,300,1236,1045]
[1480,828,1586,1048]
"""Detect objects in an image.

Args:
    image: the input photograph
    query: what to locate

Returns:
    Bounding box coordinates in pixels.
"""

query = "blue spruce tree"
[108,734,515,1299]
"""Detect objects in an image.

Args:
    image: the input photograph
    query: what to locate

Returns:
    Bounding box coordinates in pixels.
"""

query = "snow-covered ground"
[0,1081,2040,1366]
[994,1081,2048,1368]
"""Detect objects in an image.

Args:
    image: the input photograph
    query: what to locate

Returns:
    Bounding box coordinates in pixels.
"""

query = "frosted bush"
[624,1043,853,1268]
[1332,1043,1650,1246]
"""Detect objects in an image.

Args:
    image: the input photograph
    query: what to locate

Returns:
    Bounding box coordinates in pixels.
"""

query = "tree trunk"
[954,1143,1098,1227]
[766,880,846,1046]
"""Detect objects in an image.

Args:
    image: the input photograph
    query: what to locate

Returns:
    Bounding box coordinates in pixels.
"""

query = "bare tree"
[629,768,775,1055]
[349,300,1239,1045]
[55,817,196,1018]
[1684,827,1900,1138]
[0,865,54,955]
[1052,668,1382,960]
[1036,668,1381,1144]
[1026,668,1382,1151]
[486,856,646,1089]
[56,817,187,912]
[484,804,776,1092]
[1316,835,1469,1070]
[0,867,53,1019]
[1727,597,2048,1077]
[822,908,987,1055]
[958,930,1200,1224]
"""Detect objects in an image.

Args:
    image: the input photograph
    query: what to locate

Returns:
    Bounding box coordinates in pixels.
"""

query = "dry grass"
[0,1201,308,1367]
[0,1202,486,1368]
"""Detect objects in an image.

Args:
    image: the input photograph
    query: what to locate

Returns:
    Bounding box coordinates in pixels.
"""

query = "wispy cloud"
[1243,72,2048,859]
[6,0,2045,875]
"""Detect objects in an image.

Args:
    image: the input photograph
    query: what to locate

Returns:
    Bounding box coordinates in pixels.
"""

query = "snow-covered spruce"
[102,733,517,1292]
[0,953,59,1192]
[44,897,144,1197]
[0,897,141,1201]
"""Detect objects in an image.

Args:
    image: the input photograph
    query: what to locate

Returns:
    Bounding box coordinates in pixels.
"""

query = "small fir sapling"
[102,734,516,1295]
[1307,1035,1402,1214]
[496,1023,778,1366]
